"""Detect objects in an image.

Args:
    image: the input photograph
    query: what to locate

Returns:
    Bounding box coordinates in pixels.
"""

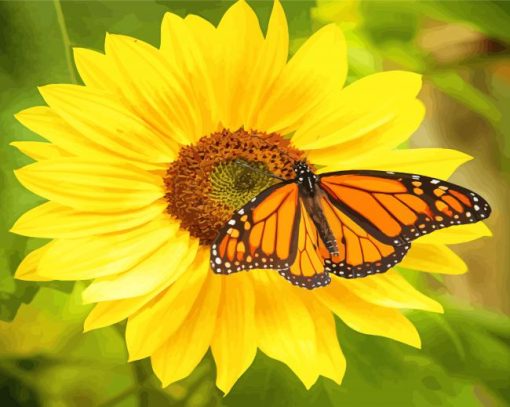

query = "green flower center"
[209,159,275,210]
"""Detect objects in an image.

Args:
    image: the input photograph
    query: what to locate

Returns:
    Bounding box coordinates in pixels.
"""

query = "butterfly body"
[293,161,340,257]
[210,161,491,289]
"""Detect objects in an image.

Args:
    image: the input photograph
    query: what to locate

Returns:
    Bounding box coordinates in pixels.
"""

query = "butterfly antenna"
[233,159,287,182]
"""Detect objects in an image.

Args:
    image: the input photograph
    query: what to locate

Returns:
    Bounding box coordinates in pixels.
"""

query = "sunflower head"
[164,128,306,244]
[10,0,491,396]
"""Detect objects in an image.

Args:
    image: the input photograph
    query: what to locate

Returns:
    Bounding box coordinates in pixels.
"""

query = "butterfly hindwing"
[278,200,331,288]
[319,170,491,246]
[318,193,410,278]
[210,182,300,274]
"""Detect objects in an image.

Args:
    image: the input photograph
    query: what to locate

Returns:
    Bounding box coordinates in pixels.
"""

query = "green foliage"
[419,0,510,43]
[0,286,140,406]
[0,0,71,322]
[429,71,501,124]
[415,306,510,402]
[224,306,509,406]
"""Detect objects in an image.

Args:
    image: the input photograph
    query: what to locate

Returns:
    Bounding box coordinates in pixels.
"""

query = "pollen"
[165,128,306,244]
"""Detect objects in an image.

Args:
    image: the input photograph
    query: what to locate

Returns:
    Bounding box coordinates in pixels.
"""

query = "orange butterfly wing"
[319,170,490,246]
[318,192,410,278]
[282,200,331,288]
[210,182,331,288]
[211,169,490,287]
[210,182,300,273]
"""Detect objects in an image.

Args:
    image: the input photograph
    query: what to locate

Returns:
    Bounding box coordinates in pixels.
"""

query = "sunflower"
[11,0,490,394]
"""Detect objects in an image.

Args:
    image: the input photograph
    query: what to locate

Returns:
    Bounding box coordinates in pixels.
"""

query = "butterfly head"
[293,161,318,195]
[293,161,312,174]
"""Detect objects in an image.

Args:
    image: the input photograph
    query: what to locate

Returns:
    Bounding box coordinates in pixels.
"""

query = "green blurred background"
[0,1,509,406]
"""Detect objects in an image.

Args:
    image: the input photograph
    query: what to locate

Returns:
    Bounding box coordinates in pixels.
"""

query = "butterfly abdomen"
[302,192,340,257]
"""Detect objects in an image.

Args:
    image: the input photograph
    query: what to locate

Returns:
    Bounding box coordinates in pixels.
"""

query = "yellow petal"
[244,0,289,129]
[11,200,166,239]
[316,280,421,348]
[252,270,319,388]
[82,233,197,303]
[417,222,492,244]
[16,107,111,159]
[14,243,52,282]
[39,84,177,163]
[211,275,257,394]
[293,71,422,150]
[151,270,222,387]
[339,271,443,313]
[37,216,179,280]
[10,141,68,161]
[184,15,220,137]
[399,243,468,274]
[161,13,219,137]
[73,48,120,92]
[300,294,346,384]
[307,99,425,165]
[85,251,210,333]
[126,248,209,361]
[105,34,200,146]
[84,292,156,332]
[254,24,347,135]
[319,148,472,179]
[15,159,164,213]
[216,0,264,130]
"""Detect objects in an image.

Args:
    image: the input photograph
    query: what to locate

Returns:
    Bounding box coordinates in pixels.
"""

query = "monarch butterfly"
[210,160,491,289]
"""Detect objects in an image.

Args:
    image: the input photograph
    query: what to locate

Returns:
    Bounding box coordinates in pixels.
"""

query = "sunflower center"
[209,159,274,209]
[164,128,307,244]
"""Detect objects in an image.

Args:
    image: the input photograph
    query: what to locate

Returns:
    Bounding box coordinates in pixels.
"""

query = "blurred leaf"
[412,306,510,403]
[360,0,421,45]
[490,74,510,171]
[419,0,510,43]
[312,0,361,32]
[429,70,501,124]
[0,286,148,407]
[0,0,77,320]
[0,361,40,406]
[345,33,383,79]
[0,281,38,322]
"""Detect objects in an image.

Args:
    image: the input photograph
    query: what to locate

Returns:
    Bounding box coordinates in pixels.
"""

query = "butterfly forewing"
[210,182,300,274]
[319,170,491,246]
